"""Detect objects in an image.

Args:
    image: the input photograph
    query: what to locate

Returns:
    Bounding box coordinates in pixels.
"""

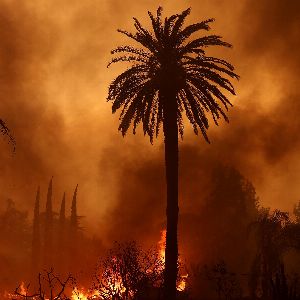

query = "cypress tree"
[59,192,66,229]
[57,192,66,272]
[44,177,53,267]
[32,186,40,273]
[70,184,78,231]
[69,184,79,270]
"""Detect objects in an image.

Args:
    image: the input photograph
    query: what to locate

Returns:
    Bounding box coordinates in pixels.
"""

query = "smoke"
[0,0,299,247]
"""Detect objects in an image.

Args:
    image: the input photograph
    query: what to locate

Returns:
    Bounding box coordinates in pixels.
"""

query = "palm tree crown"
[107,7,239,143]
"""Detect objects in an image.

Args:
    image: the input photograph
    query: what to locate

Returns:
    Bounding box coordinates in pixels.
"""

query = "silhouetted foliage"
[44,178,54,267]
[32,186,41,274]
[107,8,239,143]
[294,201,300,224]
[249,209,292,298]
[0,199,30,290]
[271,265,300,300]
[12,269,73,300]
[70,185,79,232]
[107,6,238,299]
[0,199,30,250]
[204,261,242,300]
[186,165,259,272]
[187,261,241,300]
[92,242,164,300]
[59,193,66,228]
[5,171,300,300]
[56,192,66,273]
[0,118,15,152]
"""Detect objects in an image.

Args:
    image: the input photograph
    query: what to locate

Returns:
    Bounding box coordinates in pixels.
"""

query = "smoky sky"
[0,0,300,243]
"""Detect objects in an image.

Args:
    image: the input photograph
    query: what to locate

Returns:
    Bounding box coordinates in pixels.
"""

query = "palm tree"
[107,7,238,299]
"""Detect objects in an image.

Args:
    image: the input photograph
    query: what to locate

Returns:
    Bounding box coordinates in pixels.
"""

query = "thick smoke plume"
[0,0,299,248]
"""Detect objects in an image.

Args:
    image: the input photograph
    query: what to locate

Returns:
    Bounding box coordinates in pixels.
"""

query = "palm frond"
[169,8,191,40]
[180,35,232,56]
[111,46,151,58]
[177,18,214,43]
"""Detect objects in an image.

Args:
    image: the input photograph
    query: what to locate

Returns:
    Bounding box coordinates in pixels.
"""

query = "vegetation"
[92,242,164,300]
[0,8,299,300]
[0,118,15,151]
[107,7,238,299]
[2,166,300,300]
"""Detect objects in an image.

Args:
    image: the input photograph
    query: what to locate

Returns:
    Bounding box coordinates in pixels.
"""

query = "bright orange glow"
[19,282,26,295]
[71,287,99,300]
[158,229,188,292]
[5,230,187,299]
[158,229,166,274]
[4,282,33,299]
[177,274,188,292]
[158,229,166,262]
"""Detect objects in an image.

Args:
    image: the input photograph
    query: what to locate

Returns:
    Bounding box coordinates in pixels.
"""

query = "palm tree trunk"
[162,90,179,300]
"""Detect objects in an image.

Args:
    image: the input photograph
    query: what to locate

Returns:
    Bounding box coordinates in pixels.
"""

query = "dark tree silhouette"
[70,184,79,232]
[69,184,79,271]
[13,269,73,300]
[32,186,41,274]
[249,209,291,299]
[0,118,15,151]
[294,201,300,224]
[44,177,53,267]
[0,199,30,287]
[57,192,66,272]
[59,192,66,237]
[107,7,238,299]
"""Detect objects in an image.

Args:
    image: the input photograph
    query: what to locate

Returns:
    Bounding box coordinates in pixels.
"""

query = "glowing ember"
[5,230,187,299]
[158,229,166,263]
[177,274,188,292]
[71,287,99,300]
[158,229,188,292]
[19,282,27,295]
[4,282,37,299]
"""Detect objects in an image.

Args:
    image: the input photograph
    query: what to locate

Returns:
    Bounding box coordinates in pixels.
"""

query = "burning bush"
[92,241,164,300]
[9,269,73,299]
[7,236,190,300]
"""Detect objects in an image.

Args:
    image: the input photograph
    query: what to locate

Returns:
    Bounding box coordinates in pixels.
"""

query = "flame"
[177,274,188,292]
[19,282,27,295]
[158,229,188,292]
[6,230,187,299]
[71,256,126,300]
[158,229,166,263]
[71,287,99,300]
[4,282,35,299]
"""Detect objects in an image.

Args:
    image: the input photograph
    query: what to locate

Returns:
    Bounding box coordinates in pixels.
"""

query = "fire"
[71,287,99,300]
[4,282,35,299]
[19,282,27,295]
[71,256,126,300]
[158,229,166,263]
[6,230,187,299]
[177,274,188,292]
[158,229,188,292]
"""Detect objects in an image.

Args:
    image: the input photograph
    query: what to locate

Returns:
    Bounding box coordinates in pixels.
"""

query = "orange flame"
[4,282,34,299]
[71,287,99,300]
[158,229,188,292]
[6,230,187,299]
[177,274,188,292]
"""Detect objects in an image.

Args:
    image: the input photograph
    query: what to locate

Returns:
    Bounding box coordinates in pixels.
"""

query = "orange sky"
[0,0,300,241]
